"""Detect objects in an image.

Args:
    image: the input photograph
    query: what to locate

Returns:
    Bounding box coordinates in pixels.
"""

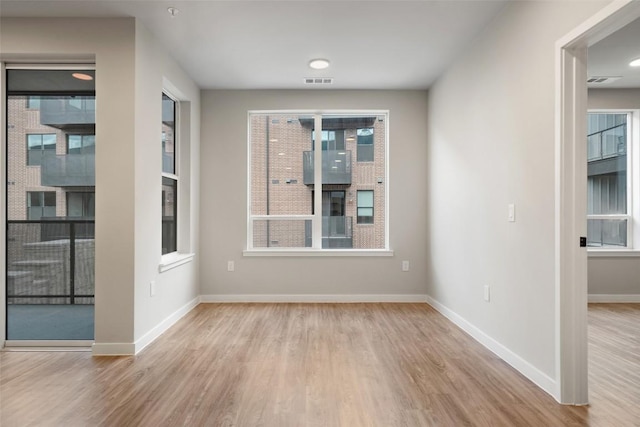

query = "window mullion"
[312,114,323,249]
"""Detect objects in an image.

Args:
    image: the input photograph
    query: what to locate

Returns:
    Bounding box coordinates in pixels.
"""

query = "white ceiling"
[588,16,640,89]
[0,0,508,89]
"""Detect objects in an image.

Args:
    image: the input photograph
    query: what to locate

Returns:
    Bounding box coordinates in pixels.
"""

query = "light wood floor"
[0,303,638,426]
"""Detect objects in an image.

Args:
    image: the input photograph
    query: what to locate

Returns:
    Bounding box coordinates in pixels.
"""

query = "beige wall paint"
[200,90,428,296]
[427,0,609,384]
[0,17,201,349]
[587,88,640,296]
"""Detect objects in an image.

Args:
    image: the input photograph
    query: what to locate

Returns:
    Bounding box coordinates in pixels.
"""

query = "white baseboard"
[425,295,557,399]
[588,294,640,303]
[199,294,428,303]
[134,296,200,354]
[92,342,136,356]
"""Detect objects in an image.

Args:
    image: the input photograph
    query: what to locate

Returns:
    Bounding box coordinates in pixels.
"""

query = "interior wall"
[587,88,640,296]
[1,18,137,347]
[0,17,201,351]
[426,0,608,392]
[200,90,428,298]
[133,22,201,344]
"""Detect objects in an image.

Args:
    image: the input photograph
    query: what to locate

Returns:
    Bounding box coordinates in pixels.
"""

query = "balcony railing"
[305,216,353,248]
[39,97,95,130]
[6,220,95,305]
[303,150,352,185]
[41,152,95,187]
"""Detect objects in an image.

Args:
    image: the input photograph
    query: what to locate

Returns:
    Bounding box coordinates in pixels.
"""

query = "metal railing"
[6,220,95,304]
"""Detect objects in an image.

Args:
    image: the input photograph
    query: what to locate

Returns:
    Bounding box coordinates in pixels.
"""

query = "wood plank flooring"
[0,303,638,426]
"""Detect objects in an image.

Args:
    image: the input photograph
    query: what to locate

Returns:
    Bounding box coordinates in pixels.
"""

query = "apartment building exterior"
[250,113,386,249]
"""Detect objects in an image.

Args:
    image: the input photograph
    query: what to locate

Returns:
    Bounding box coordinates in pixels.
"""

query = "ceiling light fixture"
[72,72,93,81]
[309,59,330,70]
[630,58,640,67]
[167,7,180,17]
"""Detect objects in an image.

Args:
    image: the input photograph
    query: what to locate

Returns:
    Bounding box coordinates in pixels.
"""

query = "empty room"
[1,1,639,425]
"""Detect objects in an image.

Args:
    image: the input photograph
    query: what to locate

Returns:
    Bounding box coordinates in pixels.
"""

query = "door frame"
[555,0,640,404]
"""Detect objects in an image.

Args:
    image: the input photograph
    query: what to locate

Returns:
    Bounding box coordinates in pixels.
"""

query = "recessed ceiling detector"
[167,7,180,17]
[630,58,640,67]
[309,59,330,70]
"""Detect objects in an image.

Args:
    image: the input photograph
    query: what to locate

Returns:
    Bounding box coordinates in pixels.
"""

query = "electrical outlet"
[150,281,157,297]
[484,285,490,302]
[227,261,235,272]
[402,260,410,272]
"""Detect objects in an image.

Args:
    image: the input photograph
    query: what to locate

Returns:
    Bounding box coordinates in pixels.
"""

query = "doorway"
[5,68,96,341]
[556,0,640,404]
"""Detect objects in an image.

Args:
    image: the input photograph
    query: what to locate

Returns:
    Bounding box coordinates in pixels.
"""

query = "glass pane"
[6,69,96,340]
[250,114,313,216]
[43,192,56,206]
[68,135,82,153]
[27,134,42,149]
[587,219,627,247]
[162,177,177,254]
[253,220,310,248]
[587,113,628,217]
[42,134,57,150]
[358,190,374,207]
[162,94,176,175]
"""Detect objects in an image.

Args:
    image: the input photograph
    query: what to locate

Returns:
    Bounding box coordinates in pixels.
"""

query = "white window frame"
[587,109,640,255]
[244,110,392,256]
[159,88,195,271]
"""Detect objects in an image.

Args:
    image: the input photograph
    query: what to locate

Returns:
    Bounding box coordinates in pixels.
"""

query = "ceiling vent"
[587,76,622,84]
[304,77,334,85]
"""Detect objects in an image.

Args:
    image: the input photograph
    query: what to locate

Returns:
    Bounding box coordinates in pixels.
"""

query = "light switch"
[508,204,516,222]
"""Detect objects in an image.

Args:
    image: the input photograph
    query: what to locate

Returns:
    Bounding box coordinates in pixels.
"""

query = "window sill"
[159,253,195,272]
[588,249,640,258]
[243,249,394,257]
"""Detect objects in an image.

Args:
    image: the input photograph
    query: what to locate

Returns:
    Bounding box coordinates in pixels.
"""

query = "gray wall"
[587,88,640,296]
[200,90,429,298]
[427,0,608,393]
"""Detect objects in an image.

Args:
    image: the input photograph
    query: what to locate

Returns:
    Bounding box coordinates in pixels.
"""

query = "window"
[27,191,56,220]
[26,96,40,109]
[27,133,56,166]
[162,93,177,255]
[67,192,95,218]
[357,190,374,224]
[248,112,388,251]
[357,128,374,162]
[587,111,636,248]
[67,134,95,155]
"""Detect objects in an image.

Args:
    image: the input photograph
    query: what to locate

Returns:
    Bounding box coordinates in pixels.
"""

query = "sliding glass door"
[5,68,96,340]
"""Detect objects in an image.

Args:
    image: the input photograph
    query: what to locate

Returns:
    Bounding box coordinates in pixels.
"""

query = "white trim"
[588,249,640,257]
[92,342,135,356]
[555,0,640,405]
[200,294,427,303]
[246,110,390,252]
[4,340,93,348]
[159,252,195,273]
[243,249,394,257]
[134,296,199,354]
[588,294,640,303]
[425,296,558,398]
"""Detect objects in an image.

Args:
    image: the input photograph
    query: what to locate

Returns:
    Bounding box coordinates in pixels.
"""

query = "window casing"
[587,110,639,249]
[247,111,388,252]
[161,93,178,255]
